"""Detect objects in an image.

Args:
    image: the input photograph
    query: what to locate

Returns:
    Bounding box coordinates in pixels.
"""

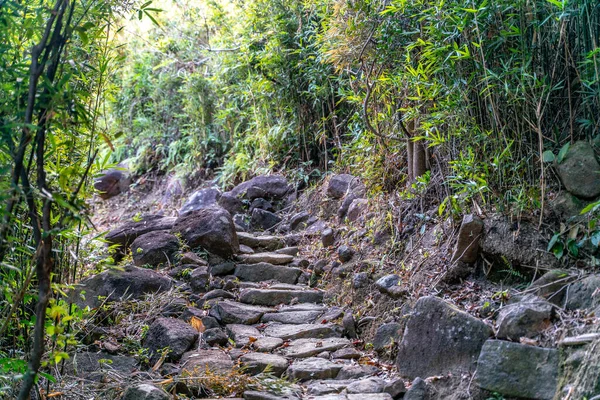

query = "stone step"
[278,303,328,312]
[226,324,261,347]
[239,352,289,376]
[287,357,343,381]
[306,395,393,400]
[210,301,275,325]
[279,338,352,358]
[234,263,301,284]
[252,337,284,352]
[263,323,342,341]
[243,390,300,400]
[239,288,324,306]
[262,310,323,324]
[269,283,309,291]
[239,252,294,265]
[307,377,390,396]
[237,232,285,251]
[275,246,300,256]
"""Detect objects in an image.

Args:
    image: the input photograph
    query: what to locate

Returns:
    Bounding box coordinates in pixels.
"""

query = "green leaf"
[567,239,579,257]
[552,242,564,259]
[557,142,570,164]
[38,371,56,383]
[542,150,555,163]
[591,231,600,248]
[580,200,600,215]
[547,233,560,252]
[143,9,161,27]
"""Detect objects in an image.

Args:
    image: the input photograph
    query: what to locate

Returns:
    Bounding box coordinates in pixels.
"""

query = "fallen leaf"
[190,316,206,333]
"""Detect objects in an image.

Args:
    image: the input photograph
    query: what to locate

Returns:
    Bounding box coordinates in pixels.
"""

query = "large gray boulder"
[529,269,576,305]
[565,274,600,311]
[217,192,244,215]
[179,187,221,215]
[396,296,492,378]
[70,265,172,309]
[171,206,239,258]
[496,296,554,339]
[373,322,403,352]
[481,214,558,272]
[131,230,180,267]
[94,166,130,200]
[67,352,137,381]
[251,208,282,230]
[143,317,198,362]
[229,175,291,200]
[105,215,177,253]
[476,340,558,400]
[556,141,600,199]
[327,174,365,199]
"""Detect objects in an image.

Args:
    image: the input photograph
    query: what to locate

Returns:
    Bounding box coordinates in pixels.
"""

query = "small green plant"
[132,212,143,223]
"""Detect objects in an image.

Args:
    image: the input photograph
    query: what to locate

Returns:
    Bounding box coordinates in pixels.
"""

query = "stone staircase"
[177,231,405,399]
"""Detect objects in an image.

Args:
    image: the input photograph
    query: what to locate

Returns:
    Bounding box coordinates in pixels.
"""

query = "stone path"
[174,229,405,399]
[72,206,408,399]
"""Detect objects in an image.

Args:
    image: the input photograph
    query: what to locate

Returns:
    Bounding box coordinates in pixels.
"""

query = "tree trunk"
[412,139,427,179]
[407,138,414,184]
[405,119,428,185]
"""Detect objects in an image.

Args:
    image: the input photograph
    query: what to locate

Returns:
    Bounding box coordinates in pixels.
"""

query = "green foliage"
[0,1,158,397]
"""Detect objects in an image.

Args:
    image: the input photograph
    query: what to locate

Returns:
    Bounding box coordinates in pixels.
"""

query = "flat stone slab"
[240,352,289,376]
[280,338,351,358]
[240,288,324,306]
[346,377,385,394]
[307,380,355,396]
[264,323,342,341]
[275,247,300,256]
[476,340,558,400]
[237,232,285,251]
[331,347,361,360]
[211,301,275,325]
[262,310,323,324]
[253,337,284,352]
[235,263,302,284]
[226,324,261,348]
[269,283,310,291]
[288,357,343,381]
[181,349,233,374]
[278,304,327,312]
[240,252,294,265]
[305,396,392,400]
[336,365,379,380]
[243,390,300,400]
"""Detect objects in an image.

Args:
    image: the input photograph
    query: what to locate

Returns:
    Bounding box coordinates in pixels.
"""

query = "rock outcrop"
[171,206,239,257]
[396,296,492,378]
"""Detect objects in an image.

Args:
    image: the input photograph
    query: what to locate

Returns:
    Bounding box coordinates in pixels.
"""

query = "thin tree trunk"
[407,138,414,183]
[16,1,71,398]
[412,139,427,179]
